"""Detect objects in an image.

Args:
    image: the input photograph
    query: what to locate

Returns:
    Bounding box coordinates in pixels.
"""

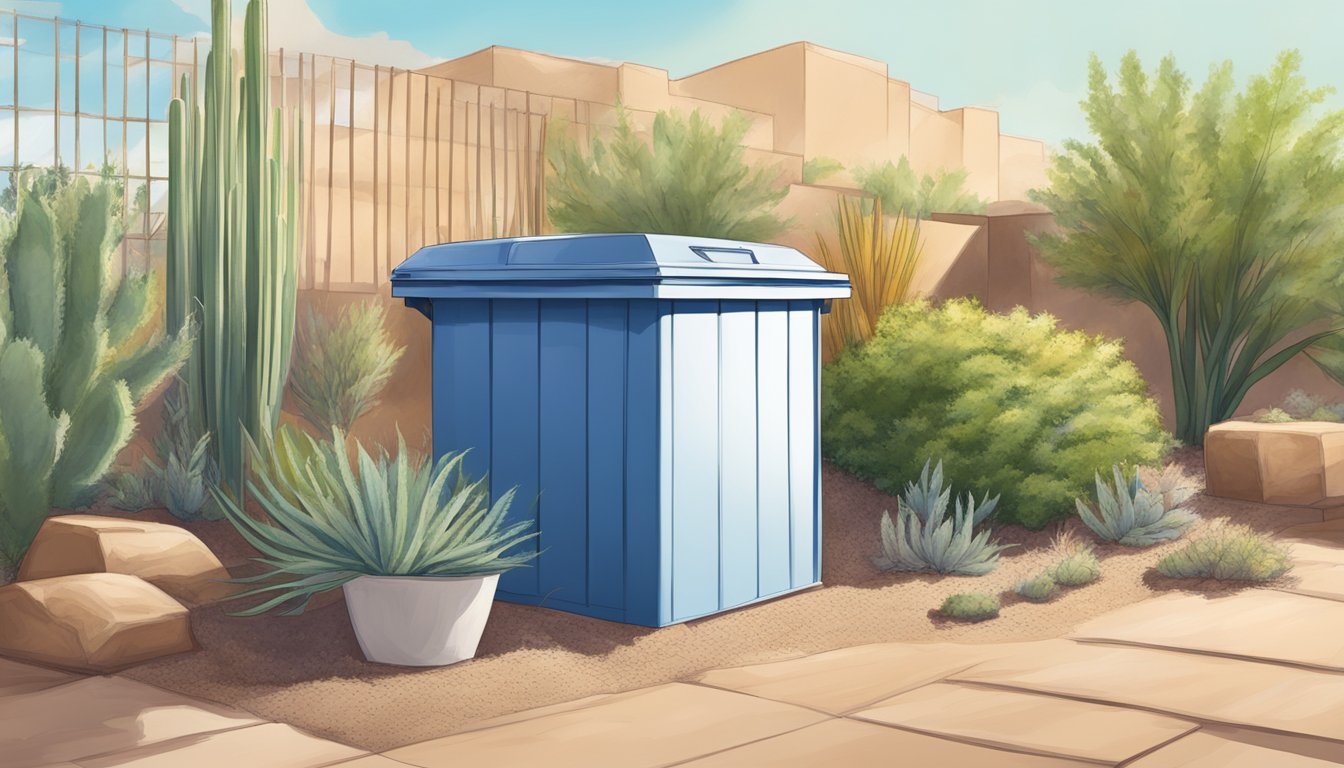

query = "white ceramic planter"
[342,573,500,666]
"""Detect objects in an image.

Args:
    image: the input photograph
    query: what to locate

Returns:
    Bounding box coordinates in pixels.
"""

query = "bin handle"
[691,246,757,265]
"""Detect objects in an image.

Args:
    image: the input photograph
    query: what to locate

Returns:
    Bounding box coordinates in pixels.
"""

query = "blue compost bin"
[390,234,851,626]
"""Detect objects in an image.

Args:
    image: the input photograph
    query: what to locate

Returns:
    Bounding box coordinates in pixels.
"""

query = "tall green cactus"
[166,0,302,495]
[0,177,189,564]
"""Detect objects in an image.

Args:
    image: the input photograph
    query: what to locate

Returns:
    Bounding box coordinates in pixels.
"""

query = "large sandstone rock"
[18,515,235,605]
[0,573,194,673]
[1204,421,1344,506]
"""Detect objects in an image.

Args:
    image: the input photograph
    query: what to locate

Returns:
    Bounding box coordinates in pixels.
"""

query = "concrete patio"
[6,515,1344,767]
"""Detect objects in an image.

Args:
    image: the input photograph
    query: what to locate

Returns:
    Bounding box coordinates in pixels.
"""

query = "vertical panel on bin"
[625,299,664,625]
[718,301,759,607]
[491,299,541,596]
[670,301,720,621]
[430,300,491,480]
[538,299,588,605]
[788,302,818,588]
[586,300,627,611]
[755,302,792,597]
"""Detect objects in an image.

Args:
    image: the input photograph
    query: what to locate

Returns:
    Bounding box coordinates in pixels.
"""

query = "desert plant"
[1156,524,1292,582]
[1033,52,1344,446]
[1076,465,1197,546]
[939,592,1000,622]
[1046,530,1101,586]
[216,425,538,615]
[823,299,1169,528]
[0,176,188,565]
[289,302,405,437]
[166,0,303,496]
[546,105,787,240]
[802,156,844,185]
[853,156,987,220]
[148,380,218,520]
[815,196,922,360]
[1256,407,1296,423]
[1310,407,1343,423]
[104,469,159,512]
[874,462,1011,575]
[1281,389,1324,419]
[1014,572,1059,603]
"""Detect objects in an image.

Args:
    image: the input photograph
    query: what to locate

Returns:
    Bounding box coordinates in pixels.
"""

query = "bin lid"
[390,234,851,300]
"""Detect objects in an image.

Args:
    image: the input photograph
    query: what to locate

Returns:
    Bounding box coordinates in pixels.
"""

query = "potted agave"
[215,426,537,666]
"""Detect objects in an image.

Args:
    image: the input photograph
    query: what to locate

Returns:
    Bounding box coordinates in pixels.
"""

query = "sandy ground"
[115,453,1323,752]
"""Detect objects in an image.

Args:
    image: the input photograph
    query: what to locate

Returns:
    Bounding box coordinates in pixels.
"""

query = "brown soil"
[117,454,1323,752]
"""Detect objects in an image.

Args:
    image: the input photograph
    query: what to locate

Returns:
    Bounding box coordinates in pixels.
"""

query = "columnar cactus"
[0,177,188,564]
[166,0,303,495]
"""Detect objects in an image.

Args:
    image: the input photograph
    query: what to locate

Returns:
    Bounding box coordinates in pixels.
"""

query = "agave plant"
[215,425,538,615]
[874,460,1012,575]
[1076,465,1197,547]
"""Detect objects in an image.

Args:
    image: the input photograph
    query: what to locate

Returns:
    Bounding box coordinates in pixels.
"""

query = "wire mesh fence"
[0,11,576,291]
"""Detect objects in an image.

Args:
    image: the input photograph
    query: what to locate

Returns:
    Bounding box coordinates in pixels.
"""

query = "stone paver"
[1204,421,1344,505]
[852,681,1197,763]
[676,718,1097,767]
[77,723,367,767]
[692,641,1003,713]
[382,682,827,768]
[1280,519,1344,549]
[1278,561,1344,601]
[1070,590,1344,671]
[0,675,262,768]
[327,758,419,767]
[1128,729,1344,767]
[0,656,79,696]
[950,639,1344,742]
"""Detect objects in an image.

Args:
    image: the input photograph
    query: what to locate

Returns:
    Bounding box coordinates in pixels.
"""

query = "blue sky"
[6,0,1343,146]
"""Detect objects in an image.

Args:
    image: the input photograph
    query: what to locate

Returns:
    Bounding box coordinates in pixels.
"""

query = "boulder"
[1205,421,1344,506]
[0,573,194,672]
[18,515,236,606]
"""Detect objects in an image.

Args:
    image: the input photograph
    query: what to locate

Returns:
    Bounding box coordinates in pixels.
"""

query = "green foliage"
[852,157,987,220]
[167,0,303,496]
[1255,407,1295,423]
[1014,572,1059,603]
[149,380,218,520]
[1076,465,1196,546]
[1309,407,1342,423]
[104,469,158,512]
[290,302,405,437]
[546,105,787,240]
[939,592,1000,622]
[1032,51,1344,445]
[802,156,844,185]
[217,425,538,615]
[1156,524,1292,582]
[0,176,188,565]
[823,299,1169,528]
[815,196,922,360]
[1046,530,1101,586]
[874,460,1011,575]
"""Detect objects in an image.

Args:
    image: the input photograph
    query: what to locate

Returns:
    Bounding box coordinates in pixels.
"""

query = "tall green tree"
[1032,51,1344,445]
[547,106,788,240]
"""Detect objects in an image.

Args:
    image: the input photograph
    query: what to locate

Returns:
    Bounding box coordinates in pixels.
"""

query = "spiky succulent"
[901,459,999,526]
[1076,465,1196,547]
[875,461,1012,576]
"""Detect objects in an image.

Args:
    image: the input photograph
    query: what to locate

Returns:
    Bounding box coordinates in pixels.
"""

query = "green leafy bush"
[1047,531,1101,586]
[939,592,1000,622]
[104,469,158,512]
[290,302,405,437]
[802,156,844,185]
[822,299,1169,528]
[217,425,538,615]
[1156,525,1292,582]
[0,176,188,565]
[1076,465,1196,546]
[853,156,987,220]
[874,460,1011,575]
[547,106,787,240]
[1014,572,1058,603]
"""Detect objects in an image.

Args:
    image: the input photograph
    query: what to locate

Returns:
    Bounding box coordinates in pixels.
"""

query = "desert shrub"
[1014,572,1059,603]
[148,380,218,520]
[814,196,922,361]
[1046,531,1101,586]
[289,302,404,437]
[1255,407,1295,423]
[939,592,1000,622]
[874,460,1012,575]
[1309,407,1343,423]
[1281,389,1324,419]
[822,299,1169,528]
[1156,525,1292,582]
[802,156,844,185]
[546,106,788,240]
[852,156,987,219]
[1076,465,1196,546]
[104,469,158,512]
